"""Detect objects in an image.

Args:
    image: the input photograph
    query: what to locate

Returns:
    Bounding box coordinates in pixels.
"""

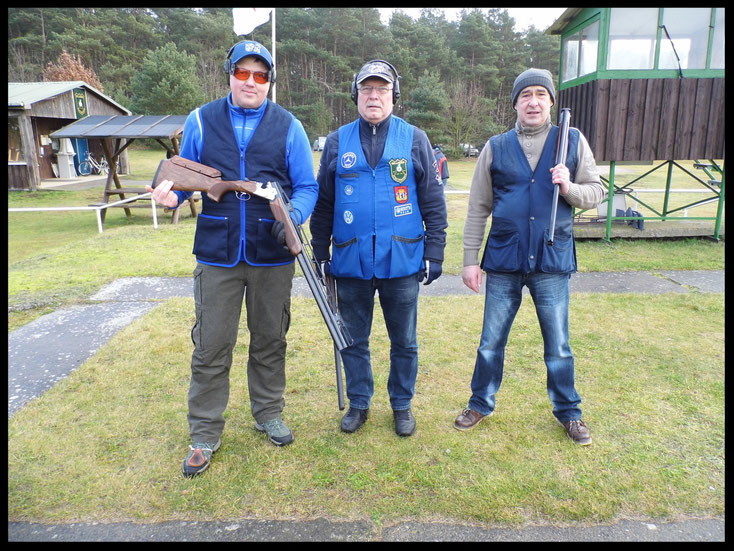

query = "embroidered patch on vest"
[394,185,408,204]
[341,152,357,169]
[343,210,354,224]
[394,203,413,217]
[389,158,408,183]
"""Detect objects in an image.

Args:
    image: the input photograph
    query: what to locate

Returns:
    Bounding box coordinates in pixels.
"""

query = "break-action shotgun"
[151,155,351,409]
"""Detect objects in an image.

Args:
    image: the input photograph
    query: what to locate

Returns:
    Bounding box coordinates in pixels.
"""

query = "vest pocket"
[331,236,365,278]
[254,217,293,264]
[484,232,521,272]
[539,231,576,273]
[389,234,424,278]
[193,214,230,263]
[539,220,576,272]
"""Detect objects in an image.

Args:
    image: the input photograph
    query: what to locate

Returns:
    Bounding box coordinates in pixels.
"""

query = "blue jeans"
[337,274,420,411]
[468,271,582,422]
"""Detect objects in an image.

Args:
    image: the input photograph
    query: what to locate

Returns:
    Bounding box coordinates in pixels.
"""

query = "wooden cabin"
[547,7,724,162]
[547,7,725,239]
[8,81,131,191]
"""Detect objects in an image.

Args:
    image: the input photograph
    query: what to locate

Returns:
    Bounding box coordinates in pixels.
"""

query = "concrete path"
[8,270,725,541]
[9,271,724,419]
[7,517,725,542]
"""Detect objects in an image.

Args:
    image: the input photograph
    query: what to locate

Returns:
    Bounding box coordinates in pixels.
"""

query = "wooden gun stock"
[152,155,267,202]
[152,156,300,255]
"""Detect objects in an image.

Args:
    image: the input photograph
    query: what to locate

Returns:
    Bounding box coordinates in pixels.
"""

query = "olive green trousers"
[187,261,295,443]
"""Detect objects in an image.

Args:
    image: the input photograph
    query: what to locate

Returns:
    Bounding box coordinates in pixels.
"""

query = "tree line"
[8,7,559,158]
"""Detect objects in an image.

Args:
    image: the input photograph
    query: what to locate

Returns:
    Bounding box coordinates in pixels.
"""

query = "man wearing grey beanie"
[453,67,605,446]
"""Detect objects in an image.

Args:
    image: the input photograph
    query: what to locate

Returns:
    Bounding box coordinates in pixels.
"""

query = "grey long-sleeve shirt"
[463,117,605,266]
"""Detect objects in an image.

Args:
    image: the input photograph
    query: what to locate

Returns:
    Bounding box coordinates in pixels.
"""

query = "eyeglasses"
[358,85,392,96]
[231,67,270,84]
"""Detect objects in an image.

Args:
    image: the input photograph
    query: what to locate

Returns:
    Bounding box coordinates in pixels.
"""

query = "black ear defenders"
[350,59,401,105]
[224,41,276,84]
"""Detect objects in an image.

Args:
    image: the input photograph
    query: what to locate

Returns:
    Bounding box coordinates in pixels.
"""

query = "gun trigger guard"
[235,191,251,201]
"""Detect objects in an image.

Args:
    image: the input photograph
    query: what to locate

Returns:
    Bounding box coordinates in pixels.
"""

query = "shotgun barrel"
[548,108,571,246]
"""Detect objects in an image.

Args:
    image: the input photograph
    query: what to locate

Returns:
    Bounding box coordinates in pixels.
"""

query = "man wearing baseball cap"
[148,40,318,477]
[310,59,447,437]
[453,67,605,445]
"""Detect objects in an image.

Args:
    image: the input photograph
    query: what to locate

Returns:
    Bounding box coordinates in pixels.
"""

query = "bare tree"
[43,50,104,91]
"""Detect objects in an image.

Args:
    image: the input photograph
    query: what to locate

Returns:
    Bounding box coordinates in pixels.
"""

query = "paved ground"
[7,517,725,542]
[8,270,725,541]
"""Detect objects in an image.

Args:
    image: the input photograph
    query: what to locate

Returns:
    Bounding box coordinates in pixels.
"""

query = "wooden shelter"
[547,8,725,239]
[51,114,190,223]
[8,81,131,191]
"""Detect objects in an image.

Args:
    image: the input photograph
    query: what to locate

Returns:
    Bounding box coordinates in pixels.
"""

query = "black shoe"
[393,408,416,437]
[340,407,369,433]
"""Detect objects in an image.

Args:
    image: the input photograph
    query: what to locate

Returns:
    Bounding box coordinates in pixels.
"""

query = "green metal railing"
[575,159,725,241]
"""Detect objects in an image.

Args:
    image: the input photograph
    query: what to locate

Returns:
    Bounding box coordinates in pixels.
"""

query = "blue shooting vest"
[194,98,294,267]
[481,125,580,274]
[332,116,424,279]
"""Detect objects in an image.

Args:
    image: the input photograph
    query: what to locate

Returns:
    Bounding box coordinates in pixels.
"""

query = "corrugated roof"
[50,114,187,139]
[8,81,131,114]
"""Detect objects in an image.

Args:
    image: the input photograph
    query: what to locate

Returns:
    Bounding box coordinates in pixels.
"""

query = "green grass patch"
[8,293,724,524]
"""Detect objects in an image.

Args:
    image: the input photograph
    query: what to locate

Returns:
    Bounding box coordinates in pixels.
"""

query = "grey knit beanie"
[511,68,555,107]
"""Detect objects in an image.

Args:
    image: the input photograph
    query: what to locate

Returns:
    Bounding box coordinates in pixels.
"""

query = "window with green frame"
[561,19,599,82]
[607,7,725,71]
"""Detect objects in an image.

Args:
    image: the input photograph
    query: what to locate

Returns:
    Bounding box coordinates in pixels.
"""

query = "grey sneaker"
[562,419,592,445]
[255,417,294,446]
[182,439,221,478]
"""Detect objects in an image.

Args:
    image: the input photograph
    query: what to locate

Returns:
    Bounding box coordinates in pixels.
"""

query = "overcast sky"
[378,7,567,32]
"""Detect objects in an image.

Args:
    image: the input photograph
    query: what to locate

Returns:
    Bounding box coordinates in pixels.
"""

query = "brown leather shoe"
[453,408,488,431]
[562,419,592,445]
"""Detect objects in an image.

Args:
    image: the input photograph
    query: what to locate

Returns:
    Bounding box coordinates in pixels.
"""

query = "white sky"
[378,7,567,32]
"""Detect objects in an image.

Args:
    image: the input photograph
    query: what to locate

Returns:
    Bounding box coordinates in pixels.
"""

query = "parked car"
[461,143,479,157]
[312,136,326,151]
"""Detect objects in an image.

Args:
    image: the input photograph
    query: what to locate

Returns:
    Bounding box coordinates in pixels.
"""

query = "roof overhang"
[546,8,584,35]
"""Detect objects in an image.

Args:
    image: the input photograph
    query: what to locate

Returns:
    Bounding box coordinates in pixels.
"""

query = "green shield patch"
[388,158,408,184]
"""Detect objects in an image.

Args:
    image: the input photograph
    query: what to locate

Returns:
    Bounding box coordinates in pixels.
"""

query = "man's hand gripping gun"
[153,156,352,409]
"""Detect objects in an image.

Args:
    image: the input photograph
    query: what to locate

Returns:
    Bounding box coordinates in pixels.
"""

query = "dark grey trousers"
[187,261,295,443]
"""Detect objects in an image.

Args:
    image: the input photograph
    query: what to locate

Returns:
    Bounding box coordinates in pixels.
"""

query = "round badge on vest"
[341,152,357,169]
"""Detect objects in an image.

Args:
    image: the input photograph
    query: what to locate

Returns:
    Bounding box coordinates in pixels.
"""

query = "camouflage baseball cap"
[355,60,396,84]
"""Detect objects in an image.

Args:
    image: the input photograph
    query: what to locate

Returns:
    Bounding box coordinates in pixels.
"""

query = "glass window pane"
[659,8,711,69]
[579,21,599,76]
[607,8,658,70]
[8,118,25,162]
[562,33,579,82]
[711,8,725,69]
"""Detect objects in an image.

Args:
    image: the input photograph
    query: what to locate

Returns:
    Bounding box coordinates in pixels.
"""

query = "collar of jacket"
[515,116,551,137]
[226,92,268,118]
[359,114,391,136]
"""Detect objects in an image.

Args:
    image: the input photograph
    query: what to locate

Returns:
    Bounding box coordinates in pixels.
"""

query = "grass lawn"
[8,292,725,524]
[7,147,725,526]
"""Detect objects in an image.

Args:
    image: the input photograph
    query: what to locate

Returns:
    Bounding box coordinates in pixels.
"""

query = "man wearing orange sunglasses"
[148,40,318,477]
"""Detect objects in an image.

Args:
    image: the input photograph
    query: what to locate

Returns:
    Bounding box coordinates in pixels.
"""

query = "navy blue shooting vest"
[481,125,580,274]
[193,98,294,267]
